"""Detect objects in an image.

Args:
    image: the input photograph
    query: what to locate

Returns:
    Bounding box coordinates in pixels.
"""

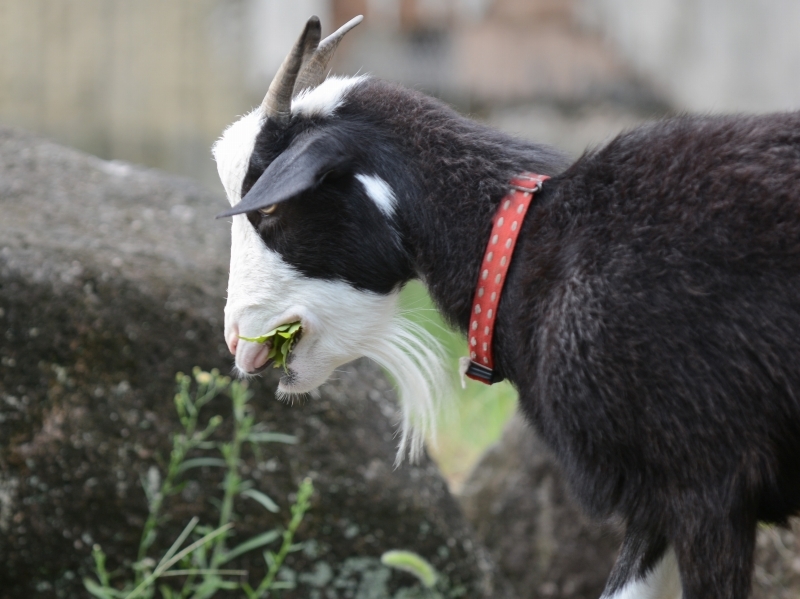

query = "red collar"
[461,173,549,385]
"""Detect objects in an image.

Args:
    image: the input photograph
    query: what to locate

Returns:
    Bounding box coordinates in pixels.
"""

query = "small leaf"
[280,341,290,366]
[247,432,297,445]
[381,550,438,588]
[176,457,227,474]
[270,581,296,590]
[219,530,281,564]
[141,530,157,553]
[156,517,199,572]
[83,578,119,599]
[241,582,257,599]
[167,481,187,496]
[241,488,280,513]
[158,584,175,599]
[238,334,269,344]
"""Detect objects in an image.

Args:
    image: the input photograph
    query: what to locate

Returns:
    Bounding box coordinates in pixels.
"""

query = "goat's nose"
[225,326,239,356]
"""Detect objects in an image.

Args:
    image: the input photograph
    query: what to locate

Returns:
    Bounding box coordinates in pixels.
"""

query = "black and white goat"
[213,15,800,599]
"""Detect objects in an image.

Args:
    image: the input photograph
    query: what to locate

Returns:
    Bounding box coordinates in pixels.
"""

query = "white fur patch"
[605,549,682,599]
[212,76,367,205]
[356,173,397,217]
[212,108,263,205]
[291,75,366,119]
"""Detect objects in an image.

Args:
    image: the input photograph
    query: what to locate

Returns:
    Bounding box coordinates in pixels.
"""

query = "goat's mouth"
[246,353,272,375]
[238,324,304,376]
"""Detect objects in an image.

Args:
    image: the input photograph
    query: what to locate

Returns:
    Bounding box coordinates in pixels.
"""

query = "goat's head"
[212,16,447,459]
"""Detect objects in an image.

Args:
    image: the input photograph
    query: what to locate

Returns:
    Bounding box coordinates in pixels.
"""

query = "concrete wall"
[336,0,639,107]
[581,0,800,113]
[2,0,795,187]
[0,0,328,187]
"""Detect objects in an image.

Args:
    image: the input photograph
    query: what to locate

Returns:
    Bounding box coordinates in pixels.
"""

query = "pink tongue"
[237,341,270,373]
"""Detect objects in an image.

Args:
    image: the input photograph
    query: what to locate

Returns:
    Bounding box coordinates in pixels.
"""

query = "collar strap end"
[465,360,499,384]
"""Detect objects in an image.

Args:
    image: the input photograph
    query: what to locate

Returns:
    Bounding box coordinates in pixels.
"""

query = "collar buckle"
[465,360,502,384]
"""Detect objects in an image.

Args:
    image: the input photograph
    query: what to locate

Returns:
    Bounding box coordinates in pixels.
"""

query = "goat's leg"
[672,509,756,599]
[600,528,681,599]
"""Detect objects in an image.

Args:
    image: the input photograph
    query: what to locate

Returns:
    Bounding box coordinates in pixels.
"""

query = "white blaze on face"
[356,173,397,216]
[212,87,450,462]
[213,108,262,205]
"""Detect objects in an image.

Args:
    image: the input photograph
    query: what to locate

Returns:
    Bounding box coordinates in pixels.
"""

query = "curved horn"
[293,15,363,97]
[261,16,322,125]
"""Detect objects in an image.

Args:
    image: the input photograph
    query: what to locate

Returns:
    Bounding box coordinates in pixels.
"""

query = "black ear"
[217,131,350,218]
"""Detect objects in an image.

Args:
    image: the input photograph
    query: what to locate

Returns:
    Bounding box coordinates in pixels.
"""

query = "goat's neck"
[396,121,568,339]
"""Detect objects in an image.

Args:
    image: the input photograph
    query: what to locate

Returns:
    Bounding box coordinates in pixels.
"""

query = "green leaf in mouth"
[239,322,302,372]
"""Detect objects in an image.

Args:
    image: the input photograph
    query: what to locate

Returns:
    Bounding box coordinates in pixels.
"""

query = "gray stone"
[752,520,800,599]
[0,127,510,599]
[459,414,621,599]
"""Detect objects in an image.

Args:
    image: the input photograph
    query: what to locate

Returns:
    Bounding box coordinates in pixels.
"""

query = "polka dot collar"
[460,173,550,385]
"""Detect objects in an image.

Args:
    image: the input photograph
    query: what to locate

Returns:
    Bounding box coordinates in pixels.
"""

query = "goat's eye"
[258,205,277,216]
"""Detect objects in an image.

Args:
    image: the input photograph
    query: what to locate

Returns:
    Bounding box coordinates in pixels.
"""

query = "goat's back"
[563,112,800,269]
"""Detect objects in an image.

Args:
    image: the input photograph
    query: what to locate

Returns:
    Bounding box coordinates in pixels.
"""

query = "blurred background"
[2,0,799,488]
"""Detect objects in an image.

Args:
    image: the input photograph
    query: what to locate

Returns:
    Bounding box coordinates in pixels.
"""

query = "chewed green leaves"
[239,322,302,372]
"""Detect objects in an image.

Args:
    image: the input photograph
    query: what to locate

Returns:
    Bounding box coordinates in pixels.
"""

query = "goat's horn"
[293,15,363,97]
[261,16,322,125]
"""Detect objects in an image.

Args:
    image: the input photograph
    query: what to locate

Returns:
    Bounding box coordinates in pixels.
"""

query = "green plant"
[381,550,466,598]
[84,368,313,599]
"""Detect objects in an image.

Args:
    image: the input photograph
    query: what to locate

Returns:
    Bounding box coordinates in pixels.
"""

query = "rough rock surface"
[460,413,800,599]
[0,127,510,599]
[752,520,800,599]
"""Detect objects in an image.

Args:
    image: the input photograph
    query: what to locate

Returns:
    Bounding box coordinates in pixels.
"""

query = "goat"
[212,15,800,599]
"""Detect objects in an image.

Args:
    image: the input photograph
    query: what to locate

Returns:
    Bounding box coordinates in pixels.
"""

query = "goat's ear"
[216,132,350,218]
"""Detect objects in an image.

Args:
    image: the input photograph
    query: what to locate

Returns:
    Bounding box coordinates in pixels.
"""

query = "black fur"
[236,113,413,293]
[231,78,800,598]
[603,528,669,595]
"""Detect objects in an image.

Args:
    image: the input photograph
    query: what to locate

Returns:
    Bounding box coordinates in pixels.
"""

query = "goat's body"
[368,90,800,595]
[500,113,800,597]
[216,54,800,596]
[510,113,800,525]
[343,87,800,596]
